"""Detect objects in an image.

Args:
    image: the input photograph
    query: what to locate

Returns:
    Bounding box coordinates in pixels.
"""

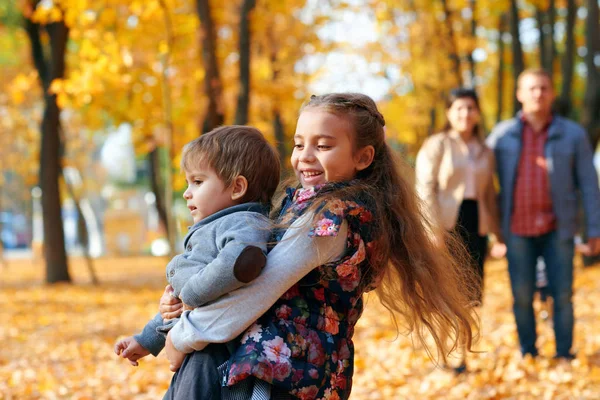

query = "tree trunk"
[583,0,600,150]
[429,107,437,135]
[559,0,576,115]
[467,0,477,87]
[496,14,506,124]
[197,0,224,133]
[64,175,98,285]
[273,111,286,165]
[536,8,547,70]
[158,0,177,258]
[38,22,70,283]
[509,0,524,114]
[25,11,71,282]
[440,0,463,87]
[147,148,169,240]
[547,0,556,78]
[268,27,286,164]
[234,0,256,125]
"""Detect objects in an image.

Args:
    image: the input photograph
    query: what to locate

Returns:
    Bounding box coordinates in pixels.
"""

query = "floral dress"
[225,183,380,400]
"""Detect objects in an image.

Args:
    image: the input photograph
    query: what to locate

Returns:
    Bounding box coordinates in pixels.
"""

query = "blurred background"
[1,0,599,278]
[1,1,600,398]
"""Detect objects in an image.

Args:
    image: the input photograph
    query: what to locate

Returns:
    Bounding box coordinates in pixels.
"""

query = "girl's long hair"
[288,93,479,363]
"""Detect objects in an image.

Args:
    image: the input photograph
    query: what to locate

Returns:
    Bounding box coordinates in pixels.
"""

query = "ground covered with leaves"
[1,256,600,399]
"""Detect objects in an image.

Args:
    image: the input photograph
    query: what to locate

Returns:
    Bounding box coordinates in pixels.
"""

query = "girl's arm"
[169,213,348,353]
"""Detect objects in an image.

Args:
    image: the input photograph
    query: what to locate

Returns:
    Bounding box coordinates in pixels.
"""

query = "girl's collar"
[287,181,353,204]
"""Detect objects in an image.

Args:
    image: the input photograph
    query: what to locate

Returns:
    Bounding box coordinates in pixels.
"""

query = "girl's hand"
[165,331,186,372]
[490,242,507,259]
[160,285,183,321]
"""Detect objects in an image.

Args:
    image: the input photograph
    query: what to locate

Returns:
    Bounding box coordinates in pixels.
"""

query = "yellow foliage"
[2,256,600,399]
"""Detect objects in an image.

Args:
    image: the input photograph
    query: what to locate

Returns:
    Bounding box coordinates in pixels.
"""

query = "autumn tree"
[535,0,556,77]
[197,0,224,133]
[23,2,70,283]
[558,0,576,114]
[496,13,507,124]
[234,0,256,125]
[509,0,524,113]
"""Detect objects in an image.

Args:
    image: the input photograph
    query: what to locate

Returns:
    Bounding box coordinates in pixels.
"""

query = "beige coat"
[415,132,501,238]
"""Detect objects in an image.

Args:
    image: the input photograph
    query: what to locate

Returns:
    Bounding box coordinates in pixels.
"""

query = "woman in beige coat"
[416,89,504,371]
[417,89,503,296]
[416,88,505,372]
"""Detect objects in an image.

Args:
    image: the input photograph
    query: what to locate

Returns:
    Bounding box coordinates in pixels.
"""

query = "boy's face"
[183,165,237,224]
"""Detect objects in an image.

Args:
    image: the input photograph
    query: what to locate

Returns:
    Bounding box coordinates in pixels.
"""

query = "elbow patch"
[233,246,266,283]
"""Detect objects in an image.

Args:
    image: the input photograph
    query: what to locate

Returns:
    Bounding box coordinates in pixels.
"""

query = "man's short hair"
[517,68,552,88]
[181,126,281,205]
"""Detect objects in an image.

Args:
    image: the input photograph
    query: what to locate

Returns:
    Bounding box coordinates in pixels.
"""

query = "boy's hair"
[299,93,479,364]
[181,125,280,205]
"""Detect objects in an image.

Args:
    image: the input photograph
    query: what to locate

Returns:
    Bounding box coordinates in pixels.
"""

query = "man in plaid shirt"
[487,68,600,360]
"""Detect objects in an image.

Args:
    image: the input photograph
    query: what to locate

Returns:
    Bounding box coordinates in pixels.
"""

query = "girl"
[161,93,479,399]
[415,88,504,372]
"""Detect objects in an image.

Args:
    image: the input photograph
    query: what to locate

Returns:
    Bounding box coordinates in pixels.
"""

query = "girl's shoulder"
[310,186,376,238]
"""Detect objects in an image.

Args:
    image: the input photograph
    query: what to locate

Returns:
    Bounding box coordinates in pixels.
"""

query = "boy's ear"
[355,145,375,171]
[230,175,248,201]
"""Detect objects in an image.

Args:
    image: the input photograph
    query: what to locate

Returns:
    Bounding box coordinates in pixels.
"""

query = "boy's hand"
[183,303,194,311]
[114,336,150,366]
[160,284,183,321]
[165,331,186,372]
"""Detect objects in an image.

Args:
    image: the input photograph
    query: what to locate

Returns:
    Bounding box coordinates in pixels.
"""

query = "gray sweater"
[134,203,271,356]
[170,213,348,353]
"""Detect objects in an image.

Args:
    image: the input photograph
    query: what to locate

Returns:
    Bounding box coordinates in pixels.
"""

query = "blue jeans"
[505,230,574,357]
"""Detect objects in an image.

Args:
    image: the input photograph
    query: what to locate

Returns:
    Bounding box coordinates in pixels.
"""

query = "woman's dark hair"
[442,88,484,142]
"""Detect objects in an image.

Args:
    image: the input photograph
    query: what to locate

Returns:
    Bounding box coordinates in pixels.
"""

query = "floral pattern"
[226,182,378,399]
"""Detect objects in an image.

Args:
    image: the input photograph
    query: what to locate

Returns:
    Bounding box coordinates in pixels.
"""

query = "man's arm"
[177,214,271,308]
[574,127,600,245]
[169,213,348,353]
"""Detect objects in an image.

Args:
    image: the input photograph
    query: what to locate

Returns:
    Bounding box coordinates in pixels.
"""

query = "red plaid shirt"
[511,117,556,236]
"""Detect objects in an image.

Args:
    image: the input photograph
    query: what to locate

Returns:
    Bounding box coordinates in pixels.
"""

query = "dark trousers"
[163,344,295,400]
[453,200,488,305]
[163,343,230,400]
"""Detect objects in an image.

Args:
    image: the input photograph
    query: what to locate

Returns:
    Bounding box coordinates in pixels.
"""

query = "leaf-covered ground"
[1,256,599,399]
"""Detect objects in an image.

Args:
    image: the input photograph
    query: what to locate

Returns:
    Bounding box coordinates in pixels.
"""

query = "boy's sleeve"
[133,313,166,356]
[178,214,271,308]
[169,213,348,353]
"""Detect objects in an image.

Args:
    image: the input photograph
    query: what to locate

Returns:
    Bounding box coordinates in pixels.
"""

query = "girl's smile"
[292,109,372,188]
